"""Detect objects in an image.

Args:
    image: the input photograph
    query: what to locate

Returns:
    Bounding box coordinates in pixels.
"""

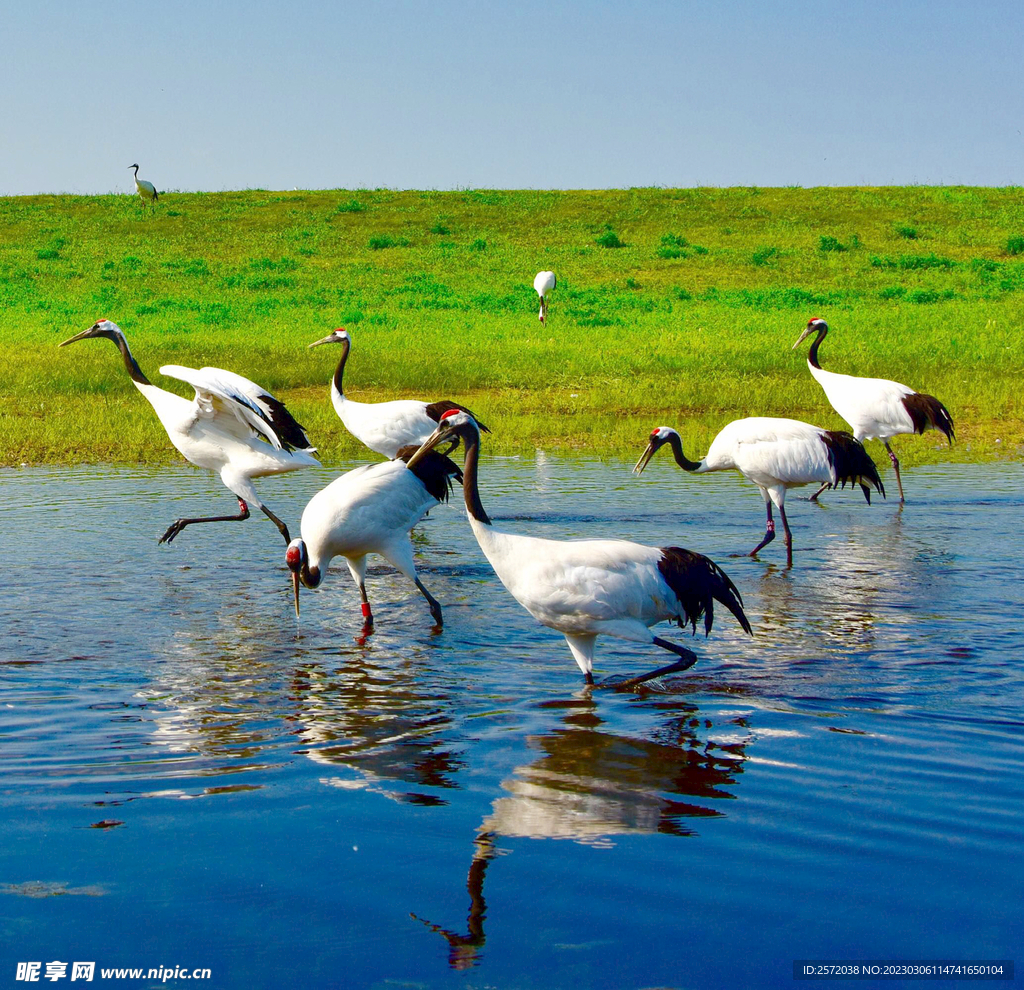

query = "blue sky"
[4,0,1022,195]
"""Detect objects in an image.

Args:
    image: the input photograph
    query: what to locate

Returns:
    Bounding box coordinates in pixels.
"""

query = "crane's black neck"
[667,433,702,472]
[806,325,828,370]
[131,165,139,176]
[332,338,350,397]
[298,560,322,590]
[460,427,491,525]
[107,331,150,385]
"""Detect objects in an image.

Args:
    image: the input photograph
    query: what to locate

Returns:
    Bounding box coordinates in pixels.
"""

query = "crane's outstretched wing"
[160,365,315,452]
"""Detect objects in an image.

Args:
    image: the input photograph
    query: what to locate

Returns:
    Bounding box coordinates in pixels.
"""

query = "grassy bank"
[2,186,1023,467]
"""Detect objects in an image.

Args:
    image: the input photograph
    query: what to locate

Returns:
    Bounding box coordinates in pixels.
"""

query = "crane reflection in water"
[411,697,752,968]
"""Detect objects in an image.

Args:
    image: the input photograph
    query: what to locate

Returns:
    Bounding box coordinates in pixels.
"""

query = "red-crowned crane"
[407,410,751,688]
[308,327,488,458]
[285,445,462,630]
[60,319,316,544]
[533,270,556,323]
[128,164,158,205]
[793,317,955,502]
[633,419,885,564]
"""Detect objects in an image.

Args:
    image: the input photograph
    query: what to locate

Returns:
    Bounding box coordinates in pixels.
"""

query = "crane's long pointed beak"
[292,571,301,618]
[404,425,450,470]
[792,326,814,349]
[59,328,95,347]
[633,443,656,475]
[308,334,337,348]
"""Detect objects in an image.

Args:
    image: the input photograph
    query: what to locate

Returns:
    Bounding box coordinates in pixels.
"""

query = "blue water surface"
[1,458,1021,989]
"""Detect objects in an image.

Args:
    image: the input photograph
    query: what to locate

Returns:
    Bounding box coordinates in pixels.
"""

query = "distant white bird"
[285,445,462,628]
[793,317,954,502]
[308,327,488,458]
[408,410,751,687]
[634,419,884,563]
[533,270,556,324]
[128,164,158,205]
[60,319,316,544]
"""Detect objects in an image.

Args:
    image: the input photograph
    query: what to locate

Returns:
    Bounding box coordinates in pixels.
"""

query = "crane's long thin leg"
[357,583,373,621]
[750,503,776,556]
[159,499,250,544]
[260,505,291,544]
[779,504,793,566]
[885,441,905,503]
[414,577,444,628]
[808,482,830,502]
[356,582,374,636]
[607,638,699,691]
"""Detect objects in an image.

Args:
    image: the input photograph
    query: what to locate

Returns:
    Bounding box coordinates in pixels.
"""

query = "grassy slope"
[1,186,1022,467]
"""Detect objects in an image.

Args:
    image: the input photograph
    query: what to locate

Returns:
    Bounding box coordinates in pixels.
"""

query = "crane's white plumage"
[60,319,315,544]
[533,270,556,323]
[309,327,487,458]
[468,527,692,674]
[634,418,884,561]
[159,364,293,450]
[408,411,751,685]
[793,317,955,502]
[129,164,158,204]
[286,448,462,626]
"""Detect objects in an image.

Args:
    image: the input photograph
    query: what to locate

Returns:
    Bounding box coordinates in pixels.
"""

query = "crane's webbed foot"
[159,519,188,545]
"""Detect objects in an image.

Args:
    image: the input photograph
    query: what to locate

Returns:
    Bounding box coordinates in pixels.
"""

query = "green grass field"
[2,186,1022,467]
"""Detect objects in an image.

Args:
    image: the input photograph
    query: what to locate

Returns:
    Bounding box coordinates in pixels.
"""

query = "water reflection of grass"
[1,187,1022,465]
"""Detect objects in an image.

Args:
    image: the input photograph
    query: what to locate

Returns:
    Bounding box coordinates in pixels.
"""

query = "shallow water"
[1,458,1022,988]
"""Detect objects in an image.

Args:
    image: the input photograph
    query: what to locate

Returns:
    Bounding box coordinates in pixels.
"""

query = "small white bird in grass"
[793,317,955,502]
[285,445,462,629]
[308,327,488,458]
[408,410,752,688]
[128,164,158,205]
[634,419,885,564]
[533,270,556,324]
[60,319,317,544]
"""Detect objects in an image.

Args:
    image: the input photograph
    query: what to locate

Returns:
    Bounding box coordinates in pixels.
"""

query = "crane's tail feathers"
[821,431,886,502]
[901,393,955,444]
[395,445,464,502]
[658,548,753,638]
[255,392,315,452]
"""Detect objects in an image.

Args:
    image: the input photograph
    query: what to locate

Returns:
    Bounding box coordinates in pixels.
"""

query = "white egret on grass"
[533,270,556,323]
